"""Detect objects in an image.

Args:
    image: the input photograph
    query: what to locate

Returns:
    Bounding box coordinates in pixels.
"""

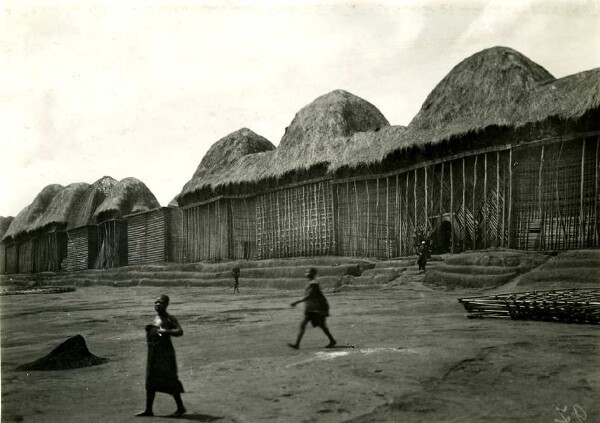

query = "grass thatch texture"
[67,177,118,230]
[408,46,555,140]
[94,177,160,222]
[0,216,14,239]
[274,90,389,174]
[178,128,275,201]
[28,183,90,233]
[3,184,63,241]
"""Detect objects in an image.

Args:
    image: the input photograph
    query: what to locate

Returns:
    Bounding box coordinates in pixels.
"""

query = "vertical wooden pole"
[386,177,390,258]
[484,154,488,248]
[539,146,545,250]
[580,139,586,248]
[496,151,500,247]
[366,180,370,256]
[462,158,466,252]
[473,155,477,250]
[595,138,599,245]
[321,182,327,254]
[354,181,360,256]
[508,148,513,249]
[414,169,417,248]
[450,162,454,254]
[424,167,429,238]
[405,174,409,255]
[346,182,351,256]
[396,174,400,256]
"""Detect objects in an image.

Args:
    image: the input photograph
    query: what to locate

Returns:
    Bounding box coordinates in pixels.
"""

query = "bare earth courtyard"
[1,281,598,423]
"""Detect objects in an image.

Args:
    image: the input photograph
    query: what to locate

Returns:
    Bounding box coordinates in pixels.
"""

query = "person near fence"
[288,267,337,349]
[136,294,186,418]
[417,240,430,273]
[232,267,240,294]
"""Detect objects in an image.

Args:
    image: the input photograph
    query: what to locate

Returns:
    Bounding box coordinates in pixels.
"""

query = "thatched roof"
[273,89,390,174]
[3,184,63,241]
[178,128,275,200]
[94,177,160,222]
[178,91,390,200]
[0,216,14,240]
[28,182,90,233]
[407,46,555,144]
[67,176,118,230]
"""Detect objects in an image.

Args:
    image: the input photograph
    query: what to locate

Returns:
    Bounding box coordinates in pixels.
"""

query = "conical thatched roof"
[178,128,275,201]
[67,176,118,230]
[274,89,390,174]
[0,216,14,240]
[3,184,63,241]
[408,46,555,143]
[94,177,160,222]
[28,182,90,233]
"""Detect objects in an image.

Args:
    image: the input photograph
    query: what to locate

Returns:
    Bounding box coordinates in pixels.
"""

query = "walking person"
[288,267,337,350]
[232,267,240,294]
[417,240,430,273]
[136,294,186,418]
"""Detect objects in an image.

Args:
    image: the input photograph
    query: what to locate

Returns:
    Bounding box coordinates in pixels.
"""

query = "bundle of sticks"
[458,289,600,324]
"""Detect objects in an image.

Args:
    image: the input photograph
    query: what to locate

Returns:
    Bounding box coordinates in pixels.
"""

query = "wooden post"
[405,174,409,255]
[366,180,370,256]
[539,146,545,250]
[424,167,429,237]
[346,182,351,256]
[462,158,466,252]
[386,177,390,258]
[473,155,477,250]
[594,137,600,247]
[496,151,500,247]
[450,161,454,254]
[396,174,401,256]
[508,148,513,249]
[483,154,487,248]
[414,169,417,246]
[580,139,586,249]
[354,181,360,256]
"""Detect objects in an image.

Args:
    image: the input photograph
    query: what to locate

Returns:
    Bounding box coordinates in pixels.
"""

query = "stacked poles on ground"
[458,289,600,324]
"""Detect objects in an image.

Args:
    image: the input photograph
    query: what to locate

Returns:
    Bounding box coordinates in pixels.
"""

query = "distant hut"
[2,184,63,273]
[93,177,160,268]
[329,46,599,255]
[0,216,14,274]
[177,128,276,261]
[65,176,117,271]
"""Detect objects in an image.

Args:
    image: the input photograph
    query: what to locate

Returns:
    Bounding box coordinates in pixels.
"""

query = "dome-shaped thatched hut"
[64,176,117,272]
[92,177,160,269]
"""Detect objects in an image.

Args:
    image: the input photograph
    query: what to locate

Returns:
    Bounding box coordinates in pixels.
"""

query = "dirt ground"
[1,283,599,423]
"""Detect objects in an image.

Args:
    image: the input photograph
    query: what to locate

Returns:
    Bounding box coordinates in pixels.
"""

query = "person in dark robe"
[232,267,240,294]
[136,294,186,417]
[417,240,430,273]
[288,267,337,350]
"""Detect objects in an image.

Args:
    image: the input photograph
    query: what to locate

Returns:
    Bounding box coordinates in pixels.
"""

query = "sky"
[1,0,599,217]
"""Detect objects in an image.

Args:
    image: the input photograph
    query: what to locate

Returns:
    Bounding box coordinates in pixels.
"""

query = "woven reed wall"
[335,149,513,257]
[32,232,66,272]
[66,226,98,271]
[255,181,335,259]
[127,209,166,265]
[5,243,18,274]
[513,136,599,250]
[18,239,34,274]
[96,220,127,268]
[183,199,229,262]
[230,197,257,260]
[166,207,184,263]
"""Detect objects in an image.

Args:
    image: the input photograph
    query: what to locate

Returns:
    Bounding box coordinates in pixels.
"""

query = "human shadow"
[158,413,223,421]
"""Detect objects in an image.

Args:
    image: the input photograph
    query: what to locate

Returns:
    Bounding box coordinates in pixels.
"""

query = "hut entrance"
[430,217,453,254]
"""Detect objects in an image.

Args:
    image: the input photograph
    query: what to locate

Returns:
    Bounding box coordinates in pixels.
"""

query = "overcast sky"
[1,0,599,217]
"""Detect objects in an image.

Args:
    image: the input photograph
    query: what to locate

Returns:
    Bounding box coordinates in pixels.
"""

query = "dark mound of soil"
[16,335,108,371]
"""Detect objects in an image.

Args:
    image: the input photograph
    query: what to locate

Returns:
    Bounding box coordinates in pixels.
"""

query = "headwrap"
[156,294,170,306]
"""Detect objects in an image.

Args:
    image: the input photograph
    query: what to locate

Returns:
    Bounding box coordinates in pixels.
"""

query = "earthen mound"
[17,335,108,371]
